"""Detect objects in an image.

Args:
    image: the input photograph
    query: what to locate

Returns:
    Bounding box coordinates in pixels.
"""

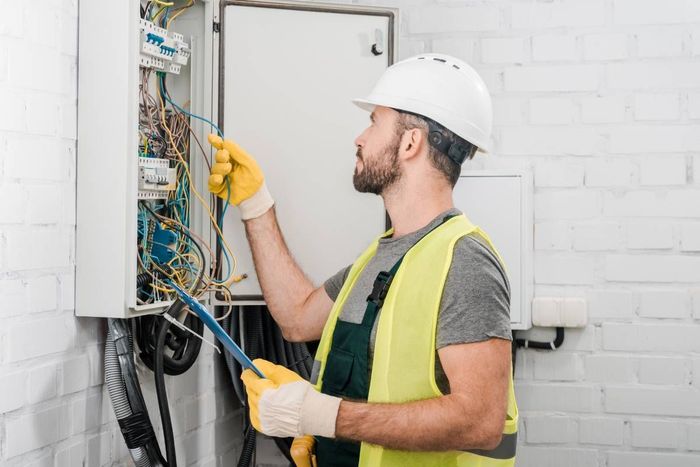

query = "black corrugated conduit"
[222,305,246,404]
[105,319,166,467]
[222,305,313,467]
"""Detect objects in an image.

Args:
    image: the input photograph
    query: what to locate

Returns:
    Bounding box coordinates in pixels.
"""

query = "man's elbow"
[477,416,506,451]
[479,430,503,451]
[266,303,308,342]
[280,324,306,342]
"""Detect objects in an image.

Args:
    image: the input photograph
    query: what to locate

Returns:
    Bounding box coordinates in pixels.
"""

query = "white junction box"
[532,297,588,328]
[455,170,534,330]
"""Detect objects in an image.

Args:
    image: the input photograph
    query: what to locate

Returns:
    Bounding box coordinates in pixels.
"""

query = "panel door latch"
[371,28,383,56]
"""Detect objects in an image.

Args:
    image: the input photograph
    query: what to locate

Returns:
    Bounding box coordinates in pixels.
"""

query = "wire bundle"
[127,3,241,466]
[136,66,241,315]
[222,305,316,466]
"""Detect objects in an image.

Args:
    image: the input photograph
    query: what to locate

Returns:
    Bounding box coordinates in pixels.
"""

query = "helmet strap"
[426,119,473,166]
[395,109,475,166]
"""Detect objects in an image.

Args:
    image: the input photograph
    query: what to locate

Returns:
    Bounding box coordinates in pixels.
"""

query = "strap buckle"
[367,270,393,308]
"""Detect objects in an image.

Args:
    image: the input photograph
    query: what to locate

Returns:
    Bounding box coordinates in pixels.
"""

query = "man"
[208,53,518,466]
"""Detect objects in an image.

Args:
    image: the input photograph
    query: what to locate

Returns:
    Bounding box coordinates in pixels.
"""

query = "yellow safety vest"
[313,214,518,467]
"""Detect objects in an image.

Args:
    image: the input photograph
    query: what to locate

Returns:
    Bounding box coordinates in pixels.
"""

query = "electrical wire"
[142,67,237,288]
[159,75,235,284]
[138,68,236,303]
[160,78,223,137]
[166,0,195,28]
[156,73,240,287]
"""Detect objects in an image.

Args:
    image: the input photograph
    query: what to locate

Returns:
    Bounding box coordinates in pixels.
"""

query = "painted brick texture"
[0,2,241,466]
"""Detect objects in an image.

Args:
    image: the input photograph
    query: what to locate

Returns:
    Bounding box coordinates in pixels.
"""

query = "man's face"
[353,106,403,195]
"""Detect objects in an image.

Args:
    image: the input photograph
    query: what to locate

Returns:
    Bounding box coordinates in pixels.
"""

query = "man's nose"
[354,128,368,148]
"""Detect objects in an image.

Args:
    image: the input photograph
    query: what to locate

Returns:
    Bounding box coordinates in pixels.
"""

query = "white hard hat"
[353,53,493,153]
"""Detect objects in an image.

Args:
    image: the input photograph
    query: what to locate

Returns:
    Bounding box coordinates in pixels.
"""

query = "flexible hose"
[222,306,246,405]
[106,320,165,467]
[237,308,265,467]
[226,306,313,466]
[237,425,257,467]
[154,301,186,467]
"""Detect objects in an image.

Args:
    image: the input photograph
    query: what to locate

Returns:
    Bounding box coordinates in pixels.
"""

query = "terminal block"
[138,157,177,199]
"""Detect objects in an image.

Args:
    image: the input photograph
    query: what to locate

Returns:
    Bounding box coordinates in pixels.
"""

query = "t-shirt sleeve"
[323,264,352,302]
[436,234,512,349]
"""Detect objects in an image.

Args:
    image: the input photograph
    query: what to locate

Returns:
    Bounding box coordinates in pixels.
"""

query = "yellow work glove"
[241,359,341,438]
[207,134,274,220]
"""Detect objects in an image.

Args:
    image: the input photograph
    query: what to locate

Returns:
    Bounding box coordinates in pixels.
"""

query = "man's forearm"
[244,208,314,328]
[335,395,500,452]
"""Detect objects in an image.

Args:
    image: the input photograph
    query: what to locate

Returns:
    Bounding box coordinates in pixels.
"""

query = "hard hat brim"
[352,97,377,113]
[351,97,491,153]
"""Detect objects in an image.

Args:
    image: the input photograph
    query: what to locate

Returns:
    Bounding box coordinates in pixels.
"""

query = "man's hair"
[395,111,477,188]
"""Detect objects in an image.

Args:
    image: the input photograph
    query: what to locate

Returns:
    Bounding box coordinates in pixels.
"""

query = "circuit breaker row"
[139,19,191,74]
[138,157,177,199]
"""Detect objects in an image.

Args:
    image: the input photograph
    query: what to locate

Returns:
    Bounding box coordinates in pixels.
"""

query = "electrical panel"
[76,0,397,318]
[77,0,218,318]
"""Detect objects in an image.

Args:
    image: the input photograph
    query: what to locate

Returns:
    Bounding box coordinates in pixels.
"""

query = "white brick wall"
[4,0,700,465]
[370,0,700,464]
[0,1,241,466]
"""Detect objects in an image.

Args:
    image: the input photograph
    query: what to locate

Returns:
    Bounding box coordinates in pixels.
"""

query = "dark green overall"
[315,216,455,467]
[315,271,385,467]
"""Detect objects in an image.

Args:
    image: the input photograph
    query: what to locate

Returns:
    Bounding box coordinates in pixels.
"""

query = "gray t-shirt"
[323,208,512,394]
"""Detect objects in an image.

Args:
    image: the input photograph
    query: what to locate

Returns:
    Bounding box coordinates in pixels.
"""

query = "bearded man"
[208,53,518,467]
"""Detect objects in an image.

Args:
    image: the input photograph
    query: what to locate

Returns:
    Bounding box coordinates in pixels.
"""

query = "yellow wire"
[157,82,239,285]
[152,6,168,21]
[166,0,195,29]
[146,206,219,286]
[153,0,174,6]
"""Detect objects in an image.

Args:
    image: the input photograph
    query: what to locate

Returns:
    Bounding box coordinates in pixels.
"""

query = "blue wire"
[158,73,233,283]
[216,178,232,279]
[161,7,169,27]
[149,241,197,277]
[159,74,223,136]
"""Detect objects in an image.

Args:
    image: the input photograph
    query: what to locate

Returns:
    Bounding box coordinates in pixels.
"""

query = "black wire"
[154,300,185,467]
[514,327,565,350]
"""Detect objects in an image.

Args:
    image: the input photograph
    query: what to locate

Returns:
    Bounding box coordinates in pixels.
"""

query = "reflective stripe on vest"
[313,215,519,467]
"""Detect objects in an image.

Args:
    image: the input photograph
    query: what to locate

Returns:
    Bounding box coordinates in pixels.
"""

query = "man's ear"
[401,128,424,160]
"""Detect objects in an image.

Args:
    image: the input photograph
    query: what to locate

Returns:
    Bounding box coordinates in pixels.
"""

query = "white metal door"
[220,2,396,299]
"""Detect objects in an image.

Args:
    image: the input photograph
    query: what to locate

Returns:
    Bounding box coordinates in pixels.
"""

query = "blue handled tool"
[165,281,265,378]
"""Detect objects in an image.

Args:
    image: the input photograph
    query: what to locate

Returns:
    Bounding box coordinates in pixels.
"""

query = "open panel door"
[219,1,396,301]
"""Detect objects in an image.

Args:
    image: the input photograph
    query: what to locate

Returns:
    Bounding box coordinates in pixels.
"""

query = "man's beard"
[353,137,402,195]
